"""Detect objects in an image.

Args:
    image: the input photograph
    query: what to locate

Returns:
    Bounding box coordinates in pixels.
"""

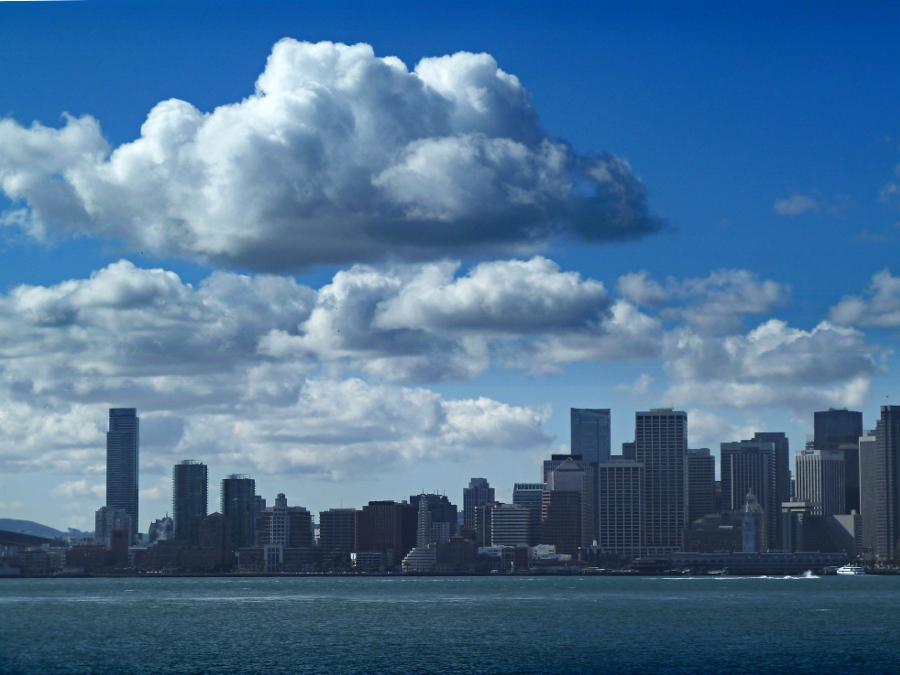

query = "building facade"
[257,493,313,548]
[489,503,530,547]
[795,450,846,517]
[541,489,582,556]
[720,439,777,549]
[635,409,687,549]
[875,406,900,559]
[172,460,207,544]
[859,431,877,557]
[221,475,256,551]
[751,431,790,545]
[543,456,594,548]
[596,459,644,559]
[94,506,131,547]
[106,408,139,543]
[319,508,357,554]
[570,408,611,464]
[686,448,716,524]
[463,478,494,530]
[512,483,545,546]
[814,409,863,514]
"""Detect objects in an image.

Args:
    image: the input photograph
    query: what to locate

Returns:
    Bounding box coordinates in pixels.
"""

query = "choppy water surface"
[2,575,898,674]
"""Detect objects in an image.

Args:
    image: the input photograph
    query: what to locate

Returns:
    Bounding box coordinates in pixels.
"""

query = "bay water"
[2,575,898,674]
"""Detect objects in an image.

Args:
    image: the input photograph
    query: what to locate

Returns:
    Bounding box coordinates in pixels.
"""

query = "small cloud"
[615,373,654,396]
[773,194,819,216]
[0,501,23,509]
[854,230,890,244]
[51,480,105,499]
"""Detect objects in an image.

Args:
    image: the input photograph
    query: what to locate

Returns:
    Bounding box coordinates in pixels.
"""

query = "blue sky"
[1,1,899,531]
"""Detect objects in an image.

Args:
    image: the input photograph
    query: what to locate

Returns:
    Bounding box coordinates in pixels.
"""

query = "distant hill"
[0,519,93,539]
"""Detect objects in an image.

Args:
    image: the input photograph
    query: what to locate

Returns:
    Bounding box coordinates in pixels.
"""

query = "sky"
[1,1,900,532]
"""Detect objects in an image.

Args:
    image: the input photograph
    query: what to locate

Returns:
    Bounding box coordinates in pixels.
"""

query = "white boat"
[836,564,865,575]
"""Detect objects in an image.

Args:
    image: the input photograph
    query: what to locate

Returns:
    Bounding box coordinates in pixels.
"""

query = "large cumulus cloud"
[0,40,663,271]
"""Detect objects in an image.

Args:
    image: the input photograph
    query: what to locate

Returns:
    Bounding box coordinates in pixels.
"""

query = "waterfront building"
[512,483,545,546]
[402,545,437,572]
[814,409,863,514]
[475,501,501,547]
[94,506,131,547]
[354,501,414,567]
[635,409,687,549]
[463,478,494,530]
[199,512,231,570]
[542,455,595,547]
[257,493,313,548]
[106,408,139,543]
[859,431,877,557]
[720,439,777,549]
[781,501,860,556]
[596,458,644,559]
[541,489,582,555]
[875,406,900,559]
[319,508,356,554]
[741,490,765,553]
[570,407,610,543]
[751,432,790,544]
[416,495,431,548]
[172,460,207,544]
[409,494,458,539]
[221,475,256,551]
[686,448,716,523]
[795,450,845,516]
[489,503,530,547]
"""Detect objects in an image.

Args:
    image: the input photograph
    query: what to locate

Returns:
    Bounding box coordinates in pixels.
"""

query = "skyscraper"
[463,478,494,530]
[570,408,611,464]
[859,431,877,557]
[635,409,687,549]
[489,504,530,547]
[172,460,207,544]
[221,474,256,551]
[751,432,790,543]
[814,409,863,513]
[319,508,357,555]
[720,439,777,549]
[542,455,594,548]
[874,406,900,559]
[795,450,846,516]
[106,408,139,543]
[596,458,644,560]
[571,408,610,543]
[257,493,313,548]
[686,448,716,524]
[513,483,545,546]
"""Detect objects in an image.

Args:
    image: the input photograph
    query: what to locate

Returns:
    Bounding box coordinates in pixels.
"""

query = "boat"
[836,564,866,575]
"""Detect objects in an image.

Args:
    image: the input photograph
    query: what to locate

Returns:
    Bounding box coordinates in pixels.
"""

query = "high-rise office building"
[874,406,900,559]
[319,508,357,554]
[635,409,687,549]
[257,493,312,547]
[409,494,458,538]
[570,408,611,464]
[720,439,777,549]
[354,501,413,567]
[543,455,595,548]
[795,450,846,517]
[859,431,877,557]
[415,495,431,548]
[570,408,610,543]
[686,448,716,524]
[221,474,256,550]
[463,478,494,530]
[814,409,863,513]
[106,408,139,543]
[489,503,530,547]
[751,432,790,544]
[596,459,644,559]
[172,460,207,544]
[513,483,545,546]
[541,489,582,555]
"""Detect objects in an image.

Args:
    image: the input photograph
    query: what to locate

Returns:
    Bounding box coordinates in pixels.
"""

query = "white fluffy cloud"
[0,40,662,271]
[617,269,789,334]
[662,319,883,411]
[773,194,819,216]
[829,269,900,328]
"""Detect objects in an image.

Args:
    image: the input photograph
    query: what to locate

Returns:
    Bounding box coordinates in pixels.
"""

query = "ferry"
[836,564,866,576]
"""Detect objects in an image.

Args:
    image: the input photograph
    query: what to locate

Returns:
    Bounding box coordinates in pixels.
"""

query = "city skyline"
[2,2,900,531]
